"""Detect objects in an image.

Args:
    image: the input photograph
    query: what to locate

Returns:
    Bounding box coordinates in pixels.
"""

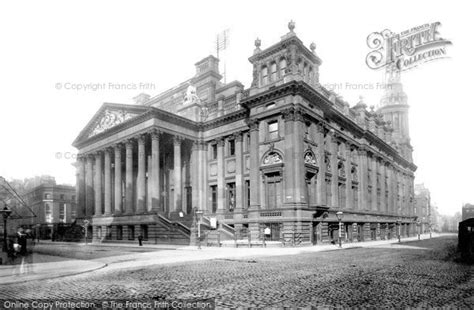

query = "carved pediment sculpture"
[263,152,282,165]
[89,109,137,137]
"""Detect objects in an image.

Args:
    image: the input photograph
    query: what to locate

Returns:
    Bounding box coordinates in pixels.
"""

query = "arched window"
[279,58,287,77]
[270,62,277,82]
[262,66,268,85]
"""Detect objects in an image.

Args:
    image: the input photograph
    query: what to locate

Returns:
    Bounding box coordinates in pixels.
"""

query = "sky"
[0,0,472,216]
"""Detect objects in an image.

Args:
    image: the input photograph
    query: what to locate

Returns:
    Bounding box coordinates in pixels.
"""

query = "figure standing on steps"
[138,234,143,246]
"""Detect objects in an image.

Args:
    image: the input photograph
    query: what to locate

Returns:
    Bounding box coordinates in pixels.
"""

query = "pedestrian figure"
[17,228,27,257]
[6,239,16,265]
[138,234,143,246]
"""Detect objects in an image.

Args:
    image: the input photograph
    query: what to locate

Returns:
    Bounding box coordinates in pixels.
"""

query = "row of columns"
[75,130,189,218]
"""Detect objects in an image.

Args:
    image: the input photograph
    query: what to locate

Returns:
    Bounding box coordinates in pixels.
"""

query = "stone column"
[85,155,94,217]
[345,144,352,210]
[294,109,306,204]
[104,148,112,216]
[358,149,368,211]
[330,136,339,208]
[234,132,244,212]
[114,143,122,215]
[136,134,146,214]
[371,157,377,211]
[198,141,208,211]
[151,130,161,211]
[316,124,326,206]
[217,138,225,212]
[173,136,182,212]
[283,108,295,203]
[249,119,260,209]
[94,151,102,216]
[191,141,199,211]
[75,156,86,218]
[125,139,134,214]
[380,161,386,212]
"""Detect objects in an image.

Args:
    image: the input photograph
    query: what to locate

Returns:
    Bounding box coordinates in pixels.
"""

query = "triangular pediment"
[73,103,148,147]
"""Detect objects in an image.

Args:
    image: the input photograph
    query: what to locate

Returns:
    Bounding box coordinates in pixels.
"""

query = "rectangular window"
[210,185,218,213]
[226,182,236,211]
[71,204,77,218]
[44,203,52,223]
[270,63,277,81]
[117,226,123,240]
[268,120,279,140]
[228,139,235,156]
[44,193,51,200]
[72,195,76,201]
[211,144,217,160]
[128,225,135,240]
[245,180,250,209]
[59,203,66,222]
[140,224,148,240]
[60,194,65,200]
[106,226,112,240]
[262,66,268,85]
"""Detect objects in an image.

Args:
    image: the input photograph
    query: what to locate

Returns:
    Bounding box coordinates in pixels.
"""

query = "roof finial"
[254,37,261,48]
[288,20,295,33]
[310,42,316,53]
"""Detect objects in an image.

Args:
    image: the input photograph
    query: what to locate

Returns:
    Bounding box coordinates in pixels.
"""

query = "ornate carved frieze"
[262,152,282,165]
[89,109,138,138]
[304,150,317,166]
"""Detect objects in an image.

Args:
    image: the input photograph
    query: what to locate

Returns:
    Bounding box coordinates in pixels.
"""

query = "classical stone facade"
[73,22,417,245]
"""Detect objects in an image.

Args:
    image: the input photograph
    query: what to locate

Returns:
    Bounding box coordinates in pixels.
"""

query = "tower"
[377,65,413,162]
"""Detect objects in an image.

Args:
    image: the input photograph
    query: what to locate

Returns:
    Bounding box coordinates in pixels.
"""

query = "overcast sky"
[0,0,471,216]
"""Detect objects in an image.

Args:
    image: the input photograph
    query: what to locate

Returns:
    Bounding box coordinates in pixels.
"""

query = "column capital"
[216,137,225,147]
[93,150,103,158]
[150,129,161,140]
[113,142,123,151]
[357,149,367,156]
[173,135,184,145]
[247,119,259,131]
[125,139,134,148]
[282,107,295,122]
[137,133,146,144]
[233,131,243,142]
[104,147,113,154]
[294,108,305,122]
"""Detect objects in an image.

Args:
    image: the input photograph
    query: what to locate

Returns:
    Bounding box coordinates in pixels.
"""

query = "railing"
[157,214,190,237]
[281,232,302,247]
[219,222,235,238]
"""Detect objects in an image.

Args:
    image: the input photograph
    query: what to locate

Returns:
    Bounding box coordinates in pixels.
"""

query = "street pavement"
[0,234,471,308]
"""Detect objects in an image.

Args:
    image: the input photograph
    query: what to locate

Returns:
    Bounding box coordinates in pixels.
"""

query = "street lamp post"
[1,205,12,252]
[196,209,203,250]
[416,219,421,240]
[336,211,343,248]
[397,219,401,243]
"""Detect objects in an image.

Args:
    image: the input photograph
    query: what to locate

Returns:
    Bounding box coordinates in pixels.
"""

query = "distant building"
[16,184,76,239]
[462,204,474,221]
[414,183,431,233]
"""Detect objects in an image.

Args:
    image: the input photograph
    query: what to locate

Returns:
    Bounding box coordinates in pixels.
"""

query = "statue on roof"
[183,84,201,105]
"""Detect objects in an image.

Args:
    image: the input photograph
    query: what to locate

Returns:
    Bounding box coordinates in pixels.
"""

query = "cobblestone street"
[1,236,472,308]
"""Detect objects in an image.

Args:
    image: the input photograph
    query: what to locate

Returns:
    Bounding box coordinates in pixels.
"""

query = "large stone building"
[72,22,417,245]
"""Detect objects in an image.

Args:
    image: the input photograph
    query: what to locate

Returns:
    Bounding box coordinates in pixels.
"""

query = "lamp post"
[336,211,343,248]
[416,219,421,240]
[396,219,401,243]
[196,209,203,250]
[1,205,12,252]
